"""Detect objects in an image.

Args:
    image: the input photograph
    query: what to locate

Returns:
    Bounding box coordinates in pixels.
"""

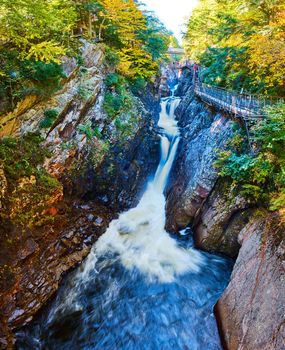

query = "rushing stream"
[16,93,233,350]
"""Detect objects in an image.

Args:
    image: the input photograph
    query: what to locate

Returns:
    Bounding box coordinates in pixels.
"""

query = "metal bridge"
[177,62,283,149]
[178,62,283,119]
[194,83,282,120]
[167,47,185,56]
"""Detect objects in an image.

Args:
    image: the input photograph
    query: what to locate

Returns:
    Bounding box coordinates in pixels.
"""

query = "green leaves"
[0,133,50,180]
[184,0,285,96]
[39,109,59,129]
[215,103,285,216]
[0,0,77,62]
[103,73,133,119]
[78,121,101,140]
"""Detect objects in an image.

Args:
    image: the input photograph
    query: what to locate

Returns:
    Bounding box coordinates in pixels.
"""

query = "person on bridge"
[193,63,199,82]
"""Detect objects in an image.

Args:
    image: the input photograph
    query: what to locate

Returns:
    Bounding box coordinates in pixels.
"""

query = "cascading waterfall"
[91,95,203,283]
[16,93,233,350]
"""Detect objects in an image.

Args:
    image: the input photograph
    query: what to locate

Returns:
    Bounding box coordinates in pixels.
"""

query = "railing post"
[232,95,236,115]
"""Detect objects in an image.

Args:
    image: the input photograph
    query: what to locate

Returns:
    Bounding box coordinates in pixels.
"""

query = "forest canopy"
[0,0,171,111]
[184,0,285,96]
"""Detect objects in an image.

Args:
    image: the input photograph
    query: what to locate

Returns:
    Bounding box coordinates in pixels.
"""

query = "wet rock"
[161,64,178,89]
[87,214,94,221]
[216,213,285,350]
[82,100,160,210]
[174,68,193,97]
[165,78,235,231]
[118,224,132,235]
[95,217,103,226]
[8,309,25,323]
[159,76,171,97]
[193,179,254,258]
[0,201,112,348]
[17,239,39,261]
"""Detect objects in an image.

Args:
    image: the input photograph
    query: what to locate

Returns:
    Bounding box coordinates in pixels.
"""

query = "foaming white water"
[157,98,180,136]
[95,184,202,283]
[90,93,203,283]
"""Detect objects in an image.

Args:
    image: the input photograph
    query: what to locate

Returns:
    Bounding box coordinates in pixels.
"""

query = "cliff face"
[0,42,159,348]
[194,179,255,258]
[166,69,235,233]
[166,69,285,350]
[216,213,285,350]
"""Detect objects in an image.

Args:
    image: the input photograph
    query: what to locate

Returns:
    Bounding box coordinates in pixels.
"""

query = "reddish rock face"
[0,201,113,349]
[215,213,285,350]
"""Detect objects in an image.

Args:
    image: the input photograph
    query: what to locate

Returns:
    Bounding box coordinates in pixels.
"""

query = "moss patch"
[0,133,62,229]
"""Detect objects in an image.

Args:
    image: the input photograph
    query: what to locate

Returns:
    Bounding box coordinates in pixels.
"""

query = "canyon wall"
[166,69,285,350]
[0,42,160,349]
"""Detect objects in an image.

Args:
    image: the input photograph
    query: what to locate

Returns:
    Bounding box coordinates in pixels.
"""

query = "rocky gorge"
[0,49,284,350]
[0,42,160,348]
[166,68,285,349]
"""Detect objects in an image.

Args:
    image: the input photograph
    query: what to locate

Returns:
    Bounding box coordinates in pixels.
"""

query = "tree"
[184,0,285,96]
[0,0,77,63]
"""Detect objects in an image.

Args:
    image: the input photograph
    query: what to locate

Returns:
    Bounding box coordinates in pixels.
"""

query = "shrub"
[130,76,147,95]
[78,121,101,140]
[0,133,62,228]
[105,73,121,88]
[77,85,92,101]
[21,60,65,96]
[39,109,58,129]
[103,92,124,118]
[215,103,285,216]
[0,133,51,180]
[104,46,120,67]
[103,73,133,119]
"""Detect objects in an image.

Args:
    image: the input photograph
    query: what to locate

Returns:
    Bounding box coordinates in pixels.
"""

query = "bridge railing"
[194,82,283,119]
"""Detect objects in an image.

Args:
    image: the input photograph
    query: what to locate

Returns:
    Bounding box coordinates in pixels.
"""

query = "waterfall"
[16,92,233,350]
[84,94,203,283]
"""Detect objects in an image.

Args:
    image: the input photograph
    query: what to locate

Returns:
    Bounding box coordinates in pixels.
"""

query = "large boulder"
[215,213,285,350]
[159,76,171,97]
[193,179,255,258]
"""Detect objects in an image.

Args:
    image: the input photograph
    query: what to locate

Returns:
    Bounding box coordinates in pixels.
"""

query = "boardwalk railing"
[176,62,283,120]
[194,83,283,120]
[176,62,284,149]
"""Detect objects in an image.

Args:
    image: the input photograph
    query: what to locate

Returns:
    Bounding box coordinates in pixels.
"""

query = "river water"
[16,93,232,350]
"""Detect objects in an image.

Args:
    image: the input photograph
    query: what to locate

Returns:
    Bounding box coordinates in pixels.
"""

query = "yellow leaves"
[248,33,285,89]
[100,0,146,44]
[25,41,67,64]
[117,46,157,79]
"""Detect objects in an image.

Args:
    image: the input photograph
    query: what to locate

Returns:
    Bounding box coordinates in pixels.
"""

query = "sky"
[141,0,199,43]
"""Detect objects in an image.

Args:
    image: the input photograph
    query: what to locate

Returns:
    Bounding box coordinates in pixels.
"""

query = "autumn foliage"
[0,0,170,111]
[184,0,285,96]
